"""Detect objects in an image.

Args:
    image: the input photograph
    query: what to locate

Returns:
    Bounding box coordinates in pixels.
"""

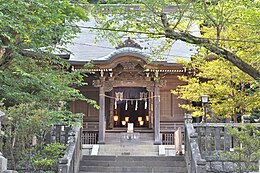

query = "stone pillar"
[0,155,7,172]
[58,158,68,173]
[197,159,206,173]
[98,78,106,144]
[154,81,161,145]
[184,113,193,124]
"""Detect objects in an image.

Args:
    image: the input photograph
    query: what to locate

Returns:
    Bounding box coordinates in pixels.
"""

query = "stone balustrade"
[184,114,206,173]
[58,123,82,173]
[184,115,260,173]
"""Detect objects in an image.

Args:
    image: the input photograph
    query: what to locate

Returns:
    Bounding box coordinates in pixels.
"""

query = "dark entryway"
[113,87,149,128]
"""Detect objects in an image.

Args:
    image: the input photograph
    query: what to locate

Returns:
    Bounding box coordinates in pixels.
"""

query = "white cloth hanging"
[125,100,128,110]
[144,99,147,109]
[114,100,117,109]
[135,100,138,111]
[144,92,148,109]
[115,92,119,101]
[119,92,123,101]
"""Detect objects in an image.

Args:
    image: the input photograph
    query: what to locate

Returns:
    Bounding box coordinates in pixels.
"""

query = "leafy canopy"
[0,0,97,170]
[92,0,260,79]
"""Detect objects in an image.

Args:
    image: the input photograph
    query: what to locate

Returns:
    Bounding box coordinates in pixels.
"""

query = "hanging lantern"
[139,121,144,126]
[138,117,142,122]
[122,121,126,126]
[114,115,119,122]
[146,115,149,122]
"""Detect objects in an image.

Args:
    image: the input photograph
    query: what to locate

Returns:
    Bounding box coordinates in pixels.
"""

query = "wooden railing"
[184,114,206,173]
[82,130,98,144]
[162,133,175,145]
[161,121,184,145]
[160,121,184,132]
[58,124,82,173]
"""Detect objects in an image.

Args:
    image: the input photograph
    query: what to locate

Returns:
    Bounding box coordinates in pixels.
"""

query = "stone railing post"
[190,132,198,173]
[184,113,193,124]
[197,159,206,173]
[0,155,7,172]
[0,154,18,173]
[58,158,68,173]
[184,114,207,173]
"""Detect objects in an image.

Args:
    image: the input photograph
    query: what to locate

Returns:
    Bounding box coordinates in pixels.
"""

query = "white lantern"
[201,95,209,104]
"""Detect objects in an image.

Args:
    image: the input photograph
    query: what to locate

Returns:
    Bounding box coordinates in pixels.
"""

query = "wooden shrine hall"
[68,38,190,145]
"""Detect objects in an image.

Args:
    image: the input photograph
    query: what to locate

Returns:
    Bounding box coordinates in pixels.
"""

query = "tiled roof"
[65,19,197,63]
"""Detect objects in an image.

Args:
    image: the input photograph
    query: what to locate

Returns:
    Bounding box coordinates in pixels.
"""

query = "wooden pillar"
[154,80,162,145]
[98,78,106,144]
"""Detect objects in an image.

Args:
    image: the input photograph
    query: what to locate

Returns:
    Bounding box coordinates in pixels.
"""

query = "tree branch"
[161,13,260,80]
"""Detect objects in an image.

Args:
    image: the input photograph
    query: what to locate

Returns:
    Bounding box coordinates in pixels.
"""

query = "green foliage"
[0,55,89,107]
[2,103,82,170]
[173,57,260,121]
[224,124,260,172]
[0,0,99,171]
[0,0,89,51]
[92,0,260,79]
[32,143,66,171]
[92,1,260,120]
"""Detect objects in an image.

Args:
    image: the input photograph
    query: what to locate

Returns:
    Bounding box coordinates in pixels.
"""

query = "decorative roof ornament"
[116,37,143,50]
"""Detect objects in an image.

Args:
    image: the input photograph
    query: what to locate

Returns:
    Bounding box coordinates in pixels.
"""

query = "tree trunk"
[0,48,15,68]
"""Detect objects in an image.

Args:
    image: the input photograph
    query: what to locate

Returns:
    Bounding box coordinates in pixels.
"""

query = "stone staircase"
[98,144,159,156]
[105,132,154,145]
[78,155,187,173]
[79,132,187,173]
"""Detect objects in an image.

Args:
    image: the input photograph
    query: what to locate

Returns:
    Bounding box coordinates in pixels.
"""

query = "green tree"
[0,0,89,68]
[224,124,260,173]
[0,0,98,170]
[172,53,260,122]
[92,0,260,80]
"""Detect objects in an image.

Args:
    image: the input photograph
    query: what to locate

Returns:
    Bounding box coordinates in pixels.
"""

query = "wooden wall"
[71,86,99,122]
[160,75,187,122]
[71,74,188,124]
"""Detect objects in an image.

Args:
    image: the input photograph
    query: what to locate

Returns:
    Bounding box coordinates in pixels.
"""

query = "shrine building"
[66,27,195,144]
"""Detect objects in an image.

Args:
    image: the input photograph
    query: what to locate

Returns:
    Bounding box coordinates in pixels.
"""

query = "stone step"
[98,147,158,152]
[105,132,154,144]
[80,159,186,167]
[79,155,187,173]
[98,144,159,148]
[97,152,159,156]
[98,144,159,156]
[79,166,187,173]
[82,155,185,161]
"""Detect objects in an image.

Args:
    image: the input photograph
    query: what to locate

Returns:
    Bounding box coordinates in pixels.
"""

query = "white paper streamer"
[114,100,117,109]
[125,101,128,110]
[135,100,138,111]
[144,99,147,109]
[120,92,123,101]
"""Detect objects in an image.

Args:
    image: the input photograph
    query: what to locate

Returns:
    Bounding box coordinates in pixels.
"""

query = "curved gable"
[91,47,149,69]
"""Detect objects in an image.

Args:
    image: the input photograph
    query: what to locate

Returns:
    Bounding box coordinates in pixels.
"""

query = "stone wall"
[205,156,259,173]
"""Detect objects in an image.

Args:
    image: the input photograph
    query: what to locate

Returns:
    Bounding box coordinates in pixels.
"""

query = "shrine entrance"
[112,87,150,128]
